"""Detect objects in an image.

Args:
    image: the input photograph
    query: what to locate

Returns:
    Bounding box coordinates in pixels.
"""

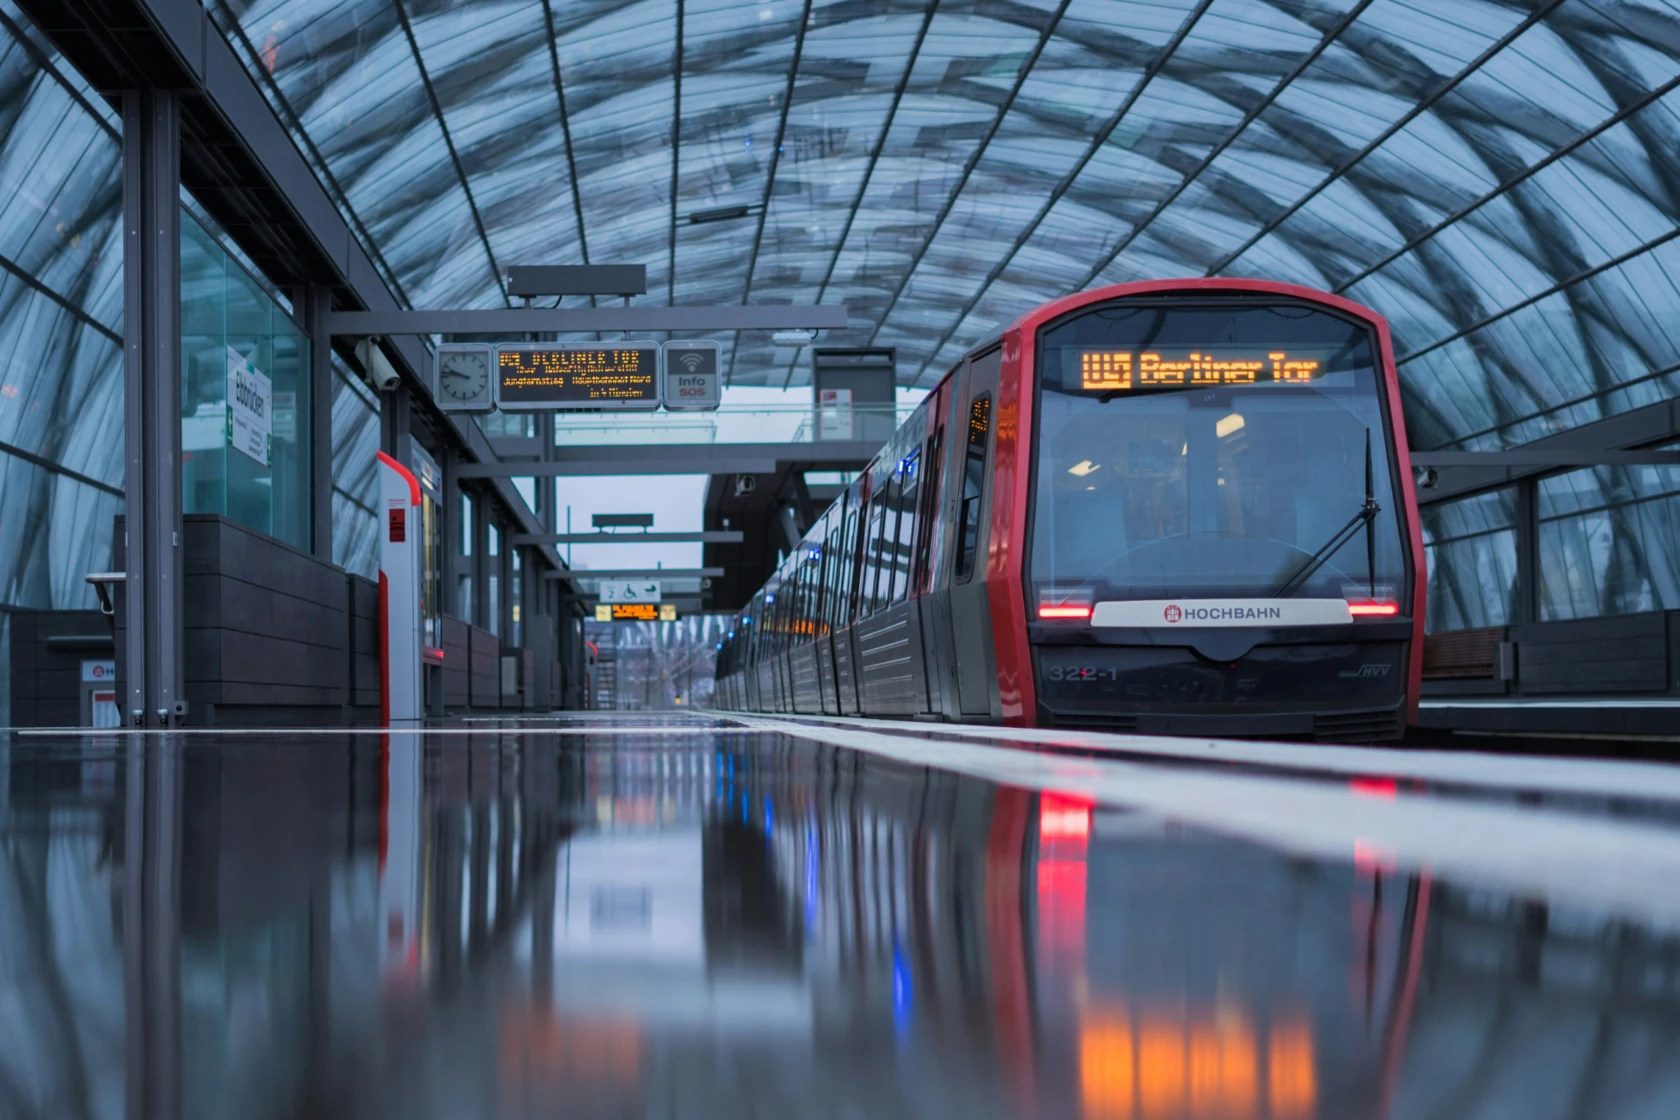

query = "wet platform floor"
[4,712,1680,1119]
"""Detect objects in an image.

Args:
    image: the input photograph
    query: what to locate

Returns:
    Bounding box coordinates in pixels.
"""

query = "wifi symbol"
[678,351,706,372]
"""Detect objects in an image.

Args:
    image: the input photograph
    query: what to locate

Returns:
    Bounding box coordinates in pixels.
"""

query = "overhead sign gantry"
[435,339,723,413]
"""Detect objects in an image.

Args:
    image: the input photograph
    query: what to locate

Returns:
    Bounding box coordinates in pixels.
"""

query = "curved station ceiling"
[211,0,1680,451]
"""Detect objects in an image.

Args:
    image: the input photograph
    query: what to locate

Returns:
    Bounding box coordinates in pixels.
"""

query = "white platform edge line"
[738,715,1680,930]
[725,711,1680,804]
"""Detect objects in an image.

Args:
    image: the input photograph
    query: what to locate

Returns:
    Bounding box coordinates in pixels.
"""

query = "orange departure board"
[593,603,678,622]
[498,344,660,410]
[1078,350,1326,392]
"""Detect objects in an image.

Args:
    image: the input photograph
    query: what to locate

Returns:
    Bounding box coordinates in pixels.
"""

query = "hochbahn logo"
[1163,603,1284,623]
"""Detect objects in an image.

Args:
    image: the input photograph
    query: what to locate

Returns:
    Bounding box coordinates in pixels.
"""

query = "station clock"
[435,343,496,413]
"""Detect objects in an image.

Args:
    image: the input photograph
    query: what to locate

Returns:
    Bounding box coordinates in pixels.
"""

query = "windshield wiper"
[1272,429,1381,599]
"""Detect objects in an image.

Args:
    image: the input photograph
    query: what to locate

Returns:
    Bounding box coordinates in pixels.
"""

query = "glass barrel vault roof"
[210,0,1680,451]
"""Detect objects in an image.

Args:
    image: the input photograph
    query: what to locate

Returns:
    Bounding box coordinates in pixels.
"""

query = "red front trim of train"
[987,325,1036,724]
[991,278,1427,729]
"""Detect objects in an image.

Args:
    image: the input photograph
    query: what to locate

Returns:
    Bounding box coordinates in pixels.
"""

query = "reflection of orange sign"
[499,1006,640,1092]
[1081,1005,1316,1119]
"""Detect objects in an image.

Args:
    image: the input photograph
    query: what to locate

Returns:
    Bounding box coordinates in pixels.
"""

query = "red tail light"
[1039,604,1093,620]
[1347,602,1399,616]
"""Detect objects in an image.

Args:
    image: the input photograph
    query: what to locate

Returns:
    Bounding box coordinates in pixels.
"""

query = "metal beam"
[514,531,744,545]
[472,458,780,478]
[506,264,645,297]
[456,440,881,478]
[325,305,848,336]
[122,87,184,729]
[544,568,723,580]
[1412,451,1680,467]
[1414,398,1680,505]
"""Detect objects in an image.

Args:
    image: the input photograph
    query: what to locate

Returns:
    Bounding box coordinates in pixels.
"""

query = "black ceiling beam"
[782,0,941,390]
[1202,0,1569,278]
[728,0,814,383]
[864,0,1073,351]
[1415,398,1680,505]
[389,0,509,306]
[906,0,1219,386]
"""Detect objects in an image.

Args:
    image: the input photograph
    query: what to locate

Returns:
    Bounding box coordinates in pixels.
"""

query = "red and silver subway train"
[715,279,1426,740]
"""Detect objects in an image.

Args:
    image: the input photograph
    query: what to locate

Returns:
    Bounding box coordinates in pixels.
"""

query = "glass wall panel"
[181,215,312,550]
[458,491,474,626]
[330,355,378,579]
[1539,459,1680,621]
[487,522,500,638]
[1420,489,1518,633]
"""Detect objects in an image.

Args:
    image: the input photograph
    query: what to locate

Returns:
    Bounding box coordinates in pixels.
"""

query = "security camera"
[1414,465,1439,490]
[355,339,402,392]
[733,474,757,497]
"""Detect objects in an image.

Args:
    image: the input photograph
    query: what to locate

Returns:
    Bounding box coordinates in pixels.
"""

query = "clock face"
[439,351,488,402]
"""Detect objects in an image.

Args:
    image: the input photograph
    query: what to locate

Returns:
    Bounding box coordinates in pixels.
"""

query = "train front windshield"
[1031,300,1408,608]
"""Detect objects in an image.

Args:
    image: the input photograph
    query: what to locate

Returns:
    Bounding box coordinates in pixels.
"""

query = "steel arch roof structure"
[208,0,1680,451]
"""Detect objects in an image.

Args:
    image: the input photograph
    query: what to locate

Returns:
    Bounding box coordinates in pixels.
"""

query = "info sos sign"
[660,341,721,411]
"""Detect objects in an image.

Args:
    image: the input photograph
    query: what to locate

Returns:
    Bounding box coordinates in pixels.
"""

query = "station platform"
[1418,696,1680,740]
[6,713,1680,1117]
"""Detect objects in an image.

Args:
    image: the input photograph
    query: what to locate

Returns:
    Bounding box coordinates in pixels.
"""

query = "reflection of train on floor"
[716,280,1426,739]
[747,742,1432,1118]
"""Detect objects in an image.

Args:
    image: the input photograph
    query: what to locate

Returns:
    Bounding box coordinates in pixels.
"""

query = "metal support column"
[441,447,460,617]
[380,381,412,466]
[501,534,516,643]
[474,494,490,629]
[1515,477,1541,626]
[122,89,185,728]
[307,285,334,561]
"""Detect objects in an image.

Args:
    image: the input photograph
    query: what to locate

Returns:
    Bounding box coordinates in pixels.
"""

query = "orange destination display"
[497,344,661,410]
[1079,349,1327,392]
[593,603,679,622]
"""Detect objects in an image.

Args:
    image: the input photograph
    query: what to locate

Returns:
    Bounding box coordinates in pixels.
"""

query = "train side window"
[893,449,920,603]
[802,555,820,642]
[880,467,906,610]
[789,570,804,649]
[829,523,846,631]
[863,482,891,616]
[811,533,828,637]
[913,427,944,594]
[779,580,794,654]
[955,393,993,583]
[748,597,763,665]
[846,497,866,623]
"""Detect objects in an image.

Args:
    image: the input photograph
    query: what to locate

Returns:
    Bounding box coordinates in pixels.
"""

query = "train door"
[815,502,843,715]
[792,552,823,713]
[946,348,1003,718]
[835,481,867,714]
[912,381,951,717]
[773,576,794,713]
[744,594,764,711]
[855,412,934,717]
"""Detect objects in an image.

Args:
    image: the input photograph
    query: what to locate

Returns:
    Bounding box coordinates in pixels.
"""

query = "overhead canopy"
[211,0,1680,451]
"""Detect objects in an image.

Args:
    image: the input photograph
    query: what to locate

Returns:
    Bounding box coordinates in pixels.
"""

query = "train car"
[716,279,1426,740]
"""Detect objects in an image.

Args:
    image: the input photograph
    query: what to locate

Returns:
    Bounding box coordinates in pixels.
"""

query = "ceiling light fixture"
[687,204,758,225]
